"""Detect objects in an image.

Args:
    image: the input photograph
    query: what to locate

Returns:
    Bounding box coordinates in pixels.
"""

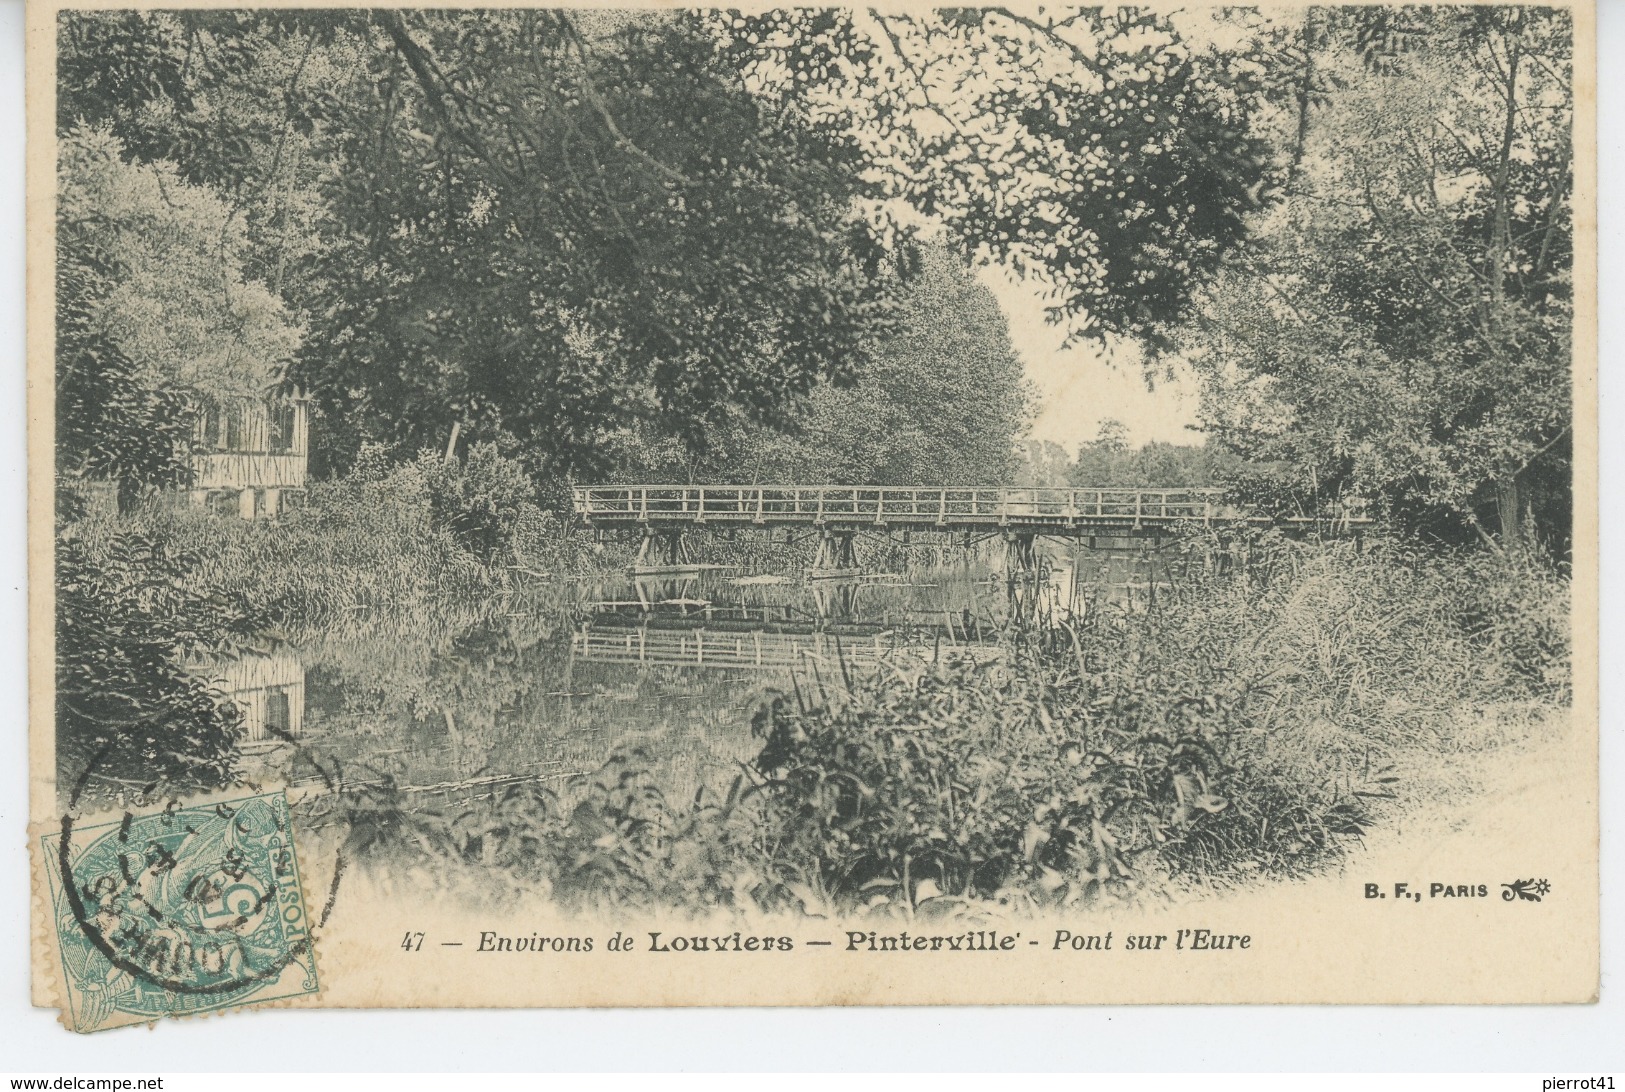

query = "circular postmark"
[48,753,320,1030]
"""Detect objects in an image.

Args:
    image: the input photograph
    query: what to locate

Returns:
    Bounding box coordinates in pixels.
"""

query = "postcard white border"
[2,0,1620,1069]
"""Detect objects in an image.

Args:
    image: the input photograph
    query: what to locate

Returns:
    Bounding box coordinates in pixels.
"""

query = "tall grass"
[304,536,1570,916]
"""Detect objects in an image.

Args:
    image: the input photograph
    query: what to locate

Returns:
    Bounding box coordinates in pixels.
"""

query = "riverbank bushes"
[54,446,598,799]
[720,539,1568,909]
[75,444,613,626]
[55,523,261,796]
[313,537,1570,917]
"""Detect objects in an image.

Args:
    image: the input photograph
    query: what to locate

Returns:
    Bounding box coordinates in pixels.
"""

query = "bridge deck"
[573,485,1366,534]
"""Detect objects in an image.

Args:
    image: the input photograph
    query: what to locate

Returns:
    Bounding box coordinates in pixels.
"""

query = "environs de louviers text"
[455,928,1253,954]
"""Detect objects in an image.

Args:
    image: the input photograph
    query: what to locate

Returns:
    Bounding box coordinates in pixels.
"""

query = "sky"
[979,268,1204,451]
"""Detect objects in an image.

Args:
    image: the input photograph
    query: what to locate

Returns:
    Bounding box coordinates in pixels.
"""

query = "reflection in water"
[216,544,1205,805]
[575,572,1003,675]
[195,646,306,753]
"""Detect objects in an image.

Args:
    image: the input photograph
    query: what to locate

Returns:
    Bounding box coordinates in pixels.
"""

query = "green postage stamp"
[39,791,319,1032]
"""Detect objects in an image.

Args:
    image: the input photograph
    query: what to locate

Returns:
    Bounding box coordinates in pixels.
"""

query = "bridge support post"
[811,579,860,621]
[1003,531,1038,581]
[811,528,859,577]
[633,527,691,572]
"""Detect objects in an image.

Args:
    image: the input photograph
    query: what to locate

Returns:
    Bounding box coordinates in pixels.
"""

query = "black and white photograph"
[25,0,1597,1028]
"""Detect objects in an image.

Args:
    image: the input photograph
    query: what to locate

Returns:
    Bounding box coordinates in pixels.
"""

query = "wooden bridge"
[572,485,1368,575]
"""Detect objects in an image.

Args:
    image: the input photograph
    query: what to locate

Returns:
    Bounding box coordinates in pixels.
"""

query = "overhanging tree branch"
[375,10,522,191]
[555,16,694,187]
[986,8,1110,79]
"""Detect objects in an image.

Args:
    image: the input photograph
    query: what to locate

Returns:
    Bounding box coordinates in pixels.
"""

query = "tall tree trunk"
[1485,11,1524,320]
[1289,9,1321,187]
[1497,471,1529,551]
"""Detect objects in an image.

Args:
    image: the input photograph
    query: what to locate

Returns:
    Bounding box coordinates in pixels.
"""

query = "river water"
[222,548,1180,806]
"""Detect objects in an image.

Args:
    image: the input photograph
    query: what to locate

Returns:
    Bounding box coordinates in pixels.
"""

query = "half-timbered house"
[188,393,310,518]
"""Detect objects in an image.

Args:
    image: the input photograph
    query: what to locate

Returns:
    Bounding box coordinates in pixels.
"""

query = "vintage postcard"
[27,0,1598,1028]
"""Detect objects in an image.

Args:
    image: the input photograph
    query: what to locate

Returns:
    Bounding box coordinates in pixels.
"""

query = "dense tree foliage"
[625,245,1030,485]
[56,125,301,507]
[1069,435,1230,490]
[57,8,1282,488]
[55,217,194,510]
[294,11,908,481]
[716,8,1276,345]
[55,6,1574,534]
[1013,422,1233,490]
[1013,439,1073,488]
[58,126,300,400]
[1165,7,1573,551]
[50,4,1577,826]
[58,10,906,484]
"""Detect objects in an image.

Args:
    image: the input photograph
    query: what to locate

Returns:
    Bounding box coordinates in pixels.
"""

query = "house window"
[225,403,245,452]
[269,401,297,453]
[202,404,226,450]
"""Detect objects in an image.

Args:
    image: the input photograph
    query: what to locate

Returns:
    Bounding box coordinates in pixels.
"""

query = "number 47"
[402,931,425,952]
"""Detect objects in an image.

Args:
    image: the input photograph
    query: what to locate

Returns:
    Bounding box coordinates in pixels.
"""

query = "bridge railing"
[571,625,905,670]
[572,485,1234,524]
